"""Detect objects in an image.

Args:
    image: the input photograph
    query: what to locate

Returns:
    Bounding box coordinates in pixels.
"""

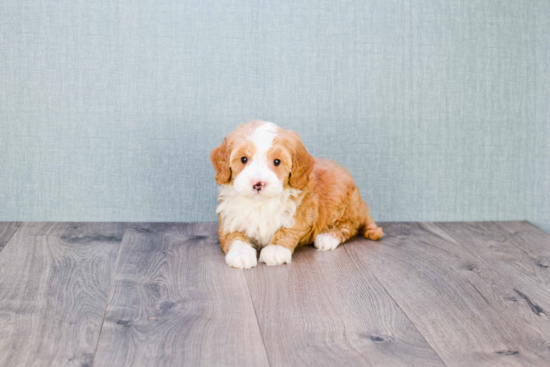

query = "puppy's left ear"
[287,131,315,190]
[210,138,232,185]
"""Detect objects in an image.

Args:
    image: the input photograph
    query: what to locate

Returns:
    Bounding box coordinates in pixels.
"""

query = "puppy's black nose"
[253,182,264,191]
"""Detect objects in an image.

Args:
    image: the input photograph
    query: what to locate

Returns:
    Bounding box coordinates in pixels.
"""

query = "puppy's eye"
[241,157,248,164]
[274,159,281,166]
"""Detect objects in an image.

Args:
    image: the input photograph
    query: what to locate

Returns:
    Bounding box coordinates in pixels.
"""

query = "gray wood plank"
[0,222,22,252]
[435,221,550,319]
[351,222,550,366]
[0,222,126,367]
[244,242,445,366]
[495,221,550,273]
[93,223,270,367]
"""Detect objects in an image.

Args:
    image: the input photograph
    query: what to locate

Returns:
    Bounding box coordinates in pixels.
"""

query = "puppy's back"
[311,157,357,205]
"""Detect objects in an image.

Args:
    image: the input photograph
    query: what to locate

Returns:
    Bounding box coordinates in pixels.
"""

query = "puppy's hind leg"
[362,214,384,240]
[314,225,357,251]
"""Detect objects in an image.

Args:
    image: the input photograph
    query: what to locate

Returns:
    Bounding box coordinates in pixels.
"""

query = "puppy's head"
[210,121,314,198]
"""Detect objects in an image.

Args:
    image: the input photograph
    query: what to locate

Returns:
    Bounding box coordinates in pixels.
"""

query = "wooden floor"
[1,222,549,366]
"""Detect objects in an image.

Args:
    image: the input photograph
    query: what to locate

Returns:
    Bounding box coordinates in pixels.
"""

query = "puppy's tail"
[361,214,384,241]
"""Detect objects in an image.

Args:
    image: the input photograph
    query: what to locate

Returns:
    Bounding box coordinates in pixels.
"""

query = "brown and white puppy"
[210,120,383,269]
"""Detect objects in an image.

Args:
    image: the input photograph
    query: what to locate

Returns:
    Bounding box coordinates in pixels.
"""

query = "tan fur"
[217,222,249,253]
[212,121,384,255]
[210,121,264,185]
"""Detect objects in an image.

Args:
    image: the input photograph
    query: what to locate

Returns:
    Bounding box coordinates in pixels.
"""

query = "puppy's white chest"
[216,186,301,247]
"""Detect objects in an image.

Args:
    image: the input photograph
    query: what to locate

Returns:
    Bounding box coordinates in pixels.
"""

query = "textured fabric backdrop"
[1,0,549,232]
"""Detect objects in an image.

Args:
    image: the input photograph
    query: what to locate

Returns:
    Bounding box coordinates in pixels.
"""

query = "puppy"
[210,121,383,269]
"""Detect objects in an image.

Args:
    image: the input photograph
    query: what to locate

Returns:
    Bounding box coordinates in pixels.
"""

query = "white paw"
[225,240,257,269]
[259,245,292,266]
[314,233,340,251]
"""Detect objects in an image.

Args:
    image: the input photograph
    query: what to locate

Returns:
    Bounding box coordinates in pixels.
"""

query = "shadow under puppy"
[210,121,383,269]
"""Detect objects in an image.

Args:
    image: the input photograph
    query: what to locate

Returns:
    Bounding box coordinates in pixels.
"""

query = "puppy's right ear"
[210,138,232,185]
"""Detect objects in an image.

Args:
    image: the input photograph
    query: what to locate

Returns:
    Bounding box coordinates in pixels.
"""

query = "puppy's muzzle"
[252,181,265,192]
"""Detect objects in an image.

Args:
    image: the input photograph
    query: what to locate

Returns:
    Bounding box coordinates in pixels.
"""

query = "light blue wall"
[1,0,548,232]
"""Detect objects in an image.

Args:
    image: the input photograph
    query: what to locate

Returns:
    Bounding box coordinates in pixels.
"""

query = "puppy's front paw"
[225,240,257,269]
[259,245,292,266]
[314,233,340,251]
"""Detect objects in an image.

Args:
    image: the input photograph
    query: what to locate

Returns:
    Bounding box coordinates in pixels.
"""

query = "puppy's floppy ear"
[287,131,315,190]
[210,138,232,185]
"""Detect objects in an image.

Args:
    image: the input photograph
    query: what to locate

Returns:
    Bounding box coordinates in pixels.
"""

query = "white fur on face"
[232,122,283,198]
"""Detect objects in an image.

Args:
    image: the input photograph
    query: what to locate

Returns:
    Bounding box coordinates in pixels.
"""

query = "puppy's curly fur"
[211,121,383,268]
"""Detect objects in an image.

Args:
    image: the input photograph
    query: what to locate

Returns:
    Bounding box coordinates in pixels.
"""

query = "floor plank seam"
[494,220,547,239]
[432,223,486,256]
[4,221,546,366]
[91,222,128,366]
[243,270,273,367]
[434,222,550,318]
[0,222,22,254]
[434,223,527,290]
[356,245,450,367]
[431,223,500,273]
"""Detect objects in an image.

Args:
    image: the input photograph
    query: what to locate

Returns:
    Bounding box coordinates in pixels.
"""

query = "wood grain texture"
[495,221,550,283]
[352,222,550,366]
[436,221,550,317]
[244,242,445,366]
[0,222,125,367]
[0,222,21,252]
[3,221,548,367]
[93,223,270,367]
